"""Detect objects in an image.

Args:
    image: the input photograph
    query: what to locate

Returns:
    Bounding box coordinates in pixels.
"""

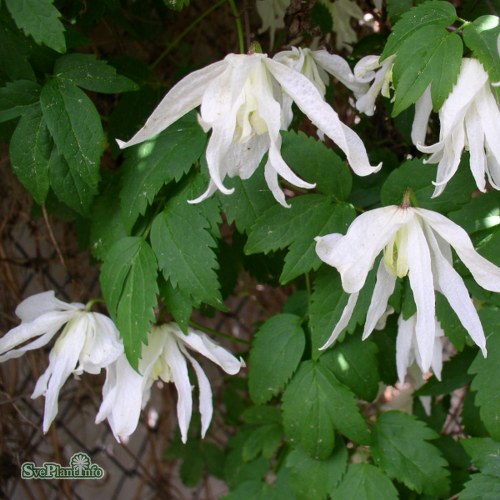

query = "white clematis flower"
[321,0,364,52]
[315,203,500,371]
[96,323,244,443]
[414,58,500,196]
[256,0,290,49]
[0,291,123,433]
[396,315,444,384]
[117,52,380,207]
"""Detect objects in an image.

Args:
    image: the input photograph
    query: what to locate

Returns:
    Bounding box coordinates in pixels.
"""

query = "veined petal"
[171,325,244,375]
[417,208,500,292]
[396,314,417,383]
[16,290,82,322]
[315,206,411,294]
[181,347,214,438]
[33,317,87,433]
[117,60,227,148]
[320,292,360,350]
[0,310,75,361]
[264,58,381,176]
[411,85,432,146]
[424,223,487,355]
[362,259,397,339]
[406,218,435,372]
[162,334,192,443]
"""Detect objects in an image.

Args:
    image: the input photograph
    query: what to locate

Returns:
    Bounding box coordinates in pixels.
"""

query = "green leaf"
[469,307,500,440]
[286,442,347,500]
[281,130,352,199]
[5,0,65,52]
[463,16,500,97]
[386,0,413,23]
[448,191,500,234]
[242,405,282,425]
[0,80,40,123]
[330,464,398,500]
[219,169,276,234]
[461,473,500,500]
[89,178,128,260]
[9,104,51,204]
[48,148,97,214]
[242,423,282,461]
[372,411,450,496]
[381,158,474,212]
[164,0,190,11]
[382,1,457,59]
[321,335,380,402]
[282,360,369,459]
[54,54,139,93]
[158,279,192,332]
[40,79,103,191]
[246,195,356,283]
[150,191,222,309]
[462,390,489,438]
[461,438,500,477]
[100,237,158,368]
[392,27,462,115]
[248,314,306,405]
[120,111,206,230]
[0,21,36,81]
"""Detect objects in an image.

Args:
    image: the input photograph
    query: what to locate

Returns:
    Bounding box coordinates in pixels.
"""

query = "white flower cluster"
[0,292,243,441]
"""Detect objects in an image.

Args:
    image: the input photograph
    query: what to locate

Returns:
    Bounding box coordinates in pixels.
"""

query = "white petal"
[117,60,227,148]
[353,55,381,82]
[264,160,288,207]
[162,334,192,443]
[320,292,359,350]
[0,310,75,361]
[411,85,432,146]
[424,223,487,355]
[16,291,82,322]
[396,314,417,383]
[181,347,213,438]
[315,206,411,294]
[406,218,435,372]
[225,134,269,180]
[465,102,487,192]
[417,208,500,292]
[432,322,444,380]
[171,324,244,375]
[265,58,381,176]
[34,318,87,432]
[362,259,397,339]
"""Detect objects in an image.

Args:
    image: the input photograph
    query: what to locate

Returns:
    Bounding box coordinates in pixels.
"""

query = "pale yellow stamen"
[384,225,410,278]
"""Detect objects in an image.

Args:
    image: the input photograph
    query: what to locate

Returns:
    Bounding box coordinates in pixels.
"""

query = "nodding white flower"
[352,54,394,116]
[0,291,123,433]
[116,52,380,207]
[396,315,444,384]
[321,0,364,52]
[96,323,245,443]
[414,58,500,196]
[256,0,290,49]
[274,47,369,99]
[315,203,500,371]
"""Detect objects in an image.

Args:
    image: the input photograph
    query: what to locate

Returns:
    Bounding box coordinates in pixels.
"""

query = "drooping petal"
[406,218,435,372]
[15,290,82,322]
[32,317,88,433]
[264,161,287,207]
[465,101,488,192]
[424,223,487,355]
[396,314,416,383]
[0,310,75,362]
[431,323,444,381]
[320,292,359,350]
[162,334,193,443]
[116,60,227,148]
[411,85,432,146]
[362,259,397,339]
[181,346,214,438]
[315,206,410,294]
[265,58,381,176]
[417,208,500,292]
[171,325,244,375]
[224,134,269,180]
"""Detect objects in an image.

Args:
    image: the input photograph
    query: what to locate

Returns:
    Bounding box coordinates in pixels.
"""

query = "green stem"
[227,0,245,53]
[150,0,226,70]
[190,320,251,345]
[85,298,105,312]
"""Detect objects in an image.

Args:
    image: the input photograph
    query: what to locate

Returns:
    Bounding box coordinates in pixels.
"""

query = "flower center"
[152,357,173,383]
[383,225,410,278]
